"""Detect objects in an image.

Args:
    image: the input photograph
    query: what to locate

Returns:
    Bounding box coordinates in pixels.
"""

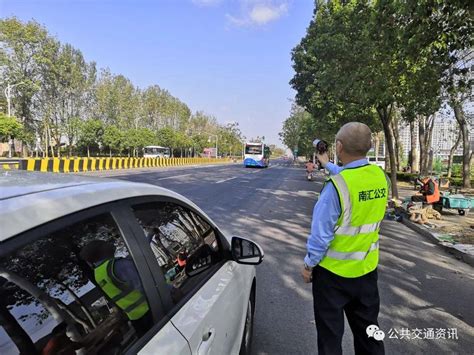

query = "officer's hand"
[301,267,313,283]
[316,152,329,168]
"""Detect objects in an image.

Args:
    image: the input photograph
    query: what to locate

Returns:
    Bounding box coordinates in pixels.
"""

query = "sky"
[0,0,315,146]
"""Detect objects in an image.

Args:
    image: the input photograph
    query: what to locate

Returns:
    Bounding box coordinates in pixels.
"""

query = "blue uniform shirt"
[304,159,369,267]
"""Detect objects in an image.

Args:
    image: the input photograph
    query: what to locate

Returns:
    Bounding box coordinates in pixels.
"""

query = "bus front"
[244,142,267,168]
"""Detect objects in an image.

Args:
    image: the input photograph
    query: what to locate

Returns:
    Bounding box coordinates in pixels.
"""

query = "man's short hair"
[336,122,372,156]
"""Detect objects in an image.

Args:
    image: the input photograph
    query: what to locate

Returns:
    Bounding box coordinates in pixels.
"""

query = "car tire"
[239,289,255,355]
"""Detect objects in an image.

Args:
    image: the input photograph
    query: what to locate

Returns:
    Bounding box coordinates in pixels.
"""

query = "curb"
[400,217,474,267]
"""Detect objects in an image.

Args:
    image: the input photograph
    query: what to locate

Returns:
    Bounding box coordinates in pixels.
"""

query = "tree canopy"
[0,17,245,158]
[289,0,473,193]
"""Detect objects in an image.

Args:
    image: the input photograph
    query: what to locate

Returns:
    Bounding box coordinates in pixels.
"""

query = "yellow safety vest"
[319,164,388,278]
[95,259,149,320]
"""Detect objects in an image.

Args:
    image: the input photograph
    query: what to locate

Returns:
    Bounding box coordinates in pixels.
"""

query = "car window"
[0,213,153,355]
[132,202,222,306]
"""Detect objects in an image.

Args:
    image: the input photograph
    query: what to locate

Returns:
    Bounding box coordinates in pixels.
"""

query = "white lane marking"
[157,174,192,181]
[216,177,237,184]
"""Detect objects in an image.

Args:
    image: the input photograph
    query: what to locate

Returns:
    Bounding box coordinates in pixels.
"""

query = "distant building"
[398,122,416,159]
[397,107,473,162]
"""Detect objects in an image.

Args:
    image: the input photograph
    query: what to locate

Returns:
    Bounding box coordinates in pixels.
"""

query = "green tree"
[77,119,103,157]
[126,128,156,157]
[398,1,473,183]
[102,125,125,157]
[280,105,320,158]
[95,69,140,129]
[0,18,48,131]
[0,113,24,157]
[290,0,471,197]
[156,127,177,155]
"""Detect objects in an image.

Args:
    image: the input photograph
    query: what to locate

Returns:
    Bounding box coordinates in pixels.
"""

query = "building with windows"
[397,108,472,161]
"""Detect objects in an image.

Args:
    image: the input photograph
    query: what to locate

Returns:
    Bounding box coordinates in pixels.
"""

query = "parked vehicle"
[367,156,385,169]
[0,171,263,355]
[143,145,171,158]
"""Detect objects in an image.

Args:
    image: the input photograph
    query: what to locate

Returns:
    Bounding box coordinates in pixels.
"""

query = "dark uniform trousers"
[312,265,385,355]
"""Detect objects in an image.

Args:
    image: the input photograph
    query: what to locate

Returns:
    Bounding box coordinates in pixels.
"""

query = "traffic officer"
[80,240,151,334]
[301,122,388,355]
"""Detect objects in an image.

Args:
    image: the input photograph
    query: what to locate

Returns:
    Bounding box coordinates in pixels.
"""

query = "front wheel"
[239,291,255,355]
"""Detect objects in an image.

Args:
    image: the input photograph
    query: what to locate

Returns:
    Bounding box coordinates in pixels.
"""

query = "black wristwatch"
[304,263,314,271]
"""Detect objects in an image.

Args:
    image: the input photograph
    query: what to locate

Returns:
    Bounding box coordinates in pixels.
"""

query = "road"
[82,160,474,354]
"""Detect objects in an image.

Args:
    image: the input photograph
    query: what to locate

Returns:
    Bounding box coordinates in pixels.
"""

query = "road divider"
[18,157,235,173]
[0,159,20,170]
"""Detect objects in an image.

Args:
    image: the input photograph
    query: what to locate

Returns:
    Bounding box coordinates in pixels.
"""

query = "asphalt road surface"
[82,160,474,354]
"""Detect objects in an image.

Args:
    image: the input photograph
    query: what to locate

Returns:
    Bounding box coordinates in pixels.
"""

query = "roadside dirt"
[397,183,474,245]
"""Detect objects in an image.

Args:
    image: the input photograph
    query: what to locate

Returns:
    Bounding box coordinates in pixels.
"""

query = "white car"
[0,171,263,355]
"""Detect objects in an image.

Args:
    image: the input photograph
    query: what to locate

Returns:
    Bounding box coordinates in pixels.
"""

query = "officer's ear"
[336,140,343,155]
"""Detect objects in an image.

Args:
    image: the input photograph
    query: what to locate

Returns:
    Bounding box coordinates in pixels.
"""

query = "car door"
[126,198,251,355]
[0,203,190,355]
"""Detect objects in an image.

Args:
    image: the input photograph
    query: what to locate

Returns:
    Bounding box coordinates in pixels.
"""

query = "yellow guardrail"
[1,161,19,170]
[18,157,236,173]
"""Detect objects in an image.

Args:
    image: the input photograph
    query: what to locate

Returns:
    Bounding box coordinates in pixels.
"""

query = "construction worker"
[301,122,388,355]
[411,177,440,204]
[80,240,151,335]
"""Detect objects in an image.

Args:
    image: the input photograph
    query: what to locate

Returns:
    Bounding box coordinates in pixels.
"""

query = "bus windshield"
[245,145,263,155]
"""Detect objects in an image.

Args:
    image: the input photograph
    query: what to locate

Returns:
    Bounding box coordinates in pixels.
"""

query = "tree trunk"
[384,145,390,172]
[391,118,401,171]
[409,120,419,173]
[418,116,427,174]
[447,129,462,178]
[426,116,435,172]
[418,115,435,175]
[0,298,37,354]
[374,133,380,162]
[87,146,90,158]
[47,125,55,158]
[427,149,434,174]
[452,102,471,188]
[109,149,112,158]
[378,106,398,198]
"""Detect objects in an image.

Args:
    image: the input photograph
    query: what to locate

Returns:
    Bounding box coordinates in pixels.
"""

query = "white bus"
[143,146,170,158]
[243,142,270,168]
[368,156,385,169]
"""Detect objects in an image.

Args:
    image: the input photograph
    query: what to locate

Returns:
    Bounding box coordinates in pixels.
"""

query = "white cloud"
[192,0,222,6]
[249,3,288,25]
[227,1,289,27]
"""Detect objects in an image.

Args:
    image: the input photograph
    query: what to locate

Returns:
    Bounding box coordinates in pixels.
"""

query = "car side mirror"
[231,236,264,265]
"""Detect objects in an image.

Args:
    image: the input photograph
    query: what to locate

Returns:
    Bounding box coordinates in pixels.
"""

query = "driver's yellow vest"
[95,259,149,320]
[319,164,388,278]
